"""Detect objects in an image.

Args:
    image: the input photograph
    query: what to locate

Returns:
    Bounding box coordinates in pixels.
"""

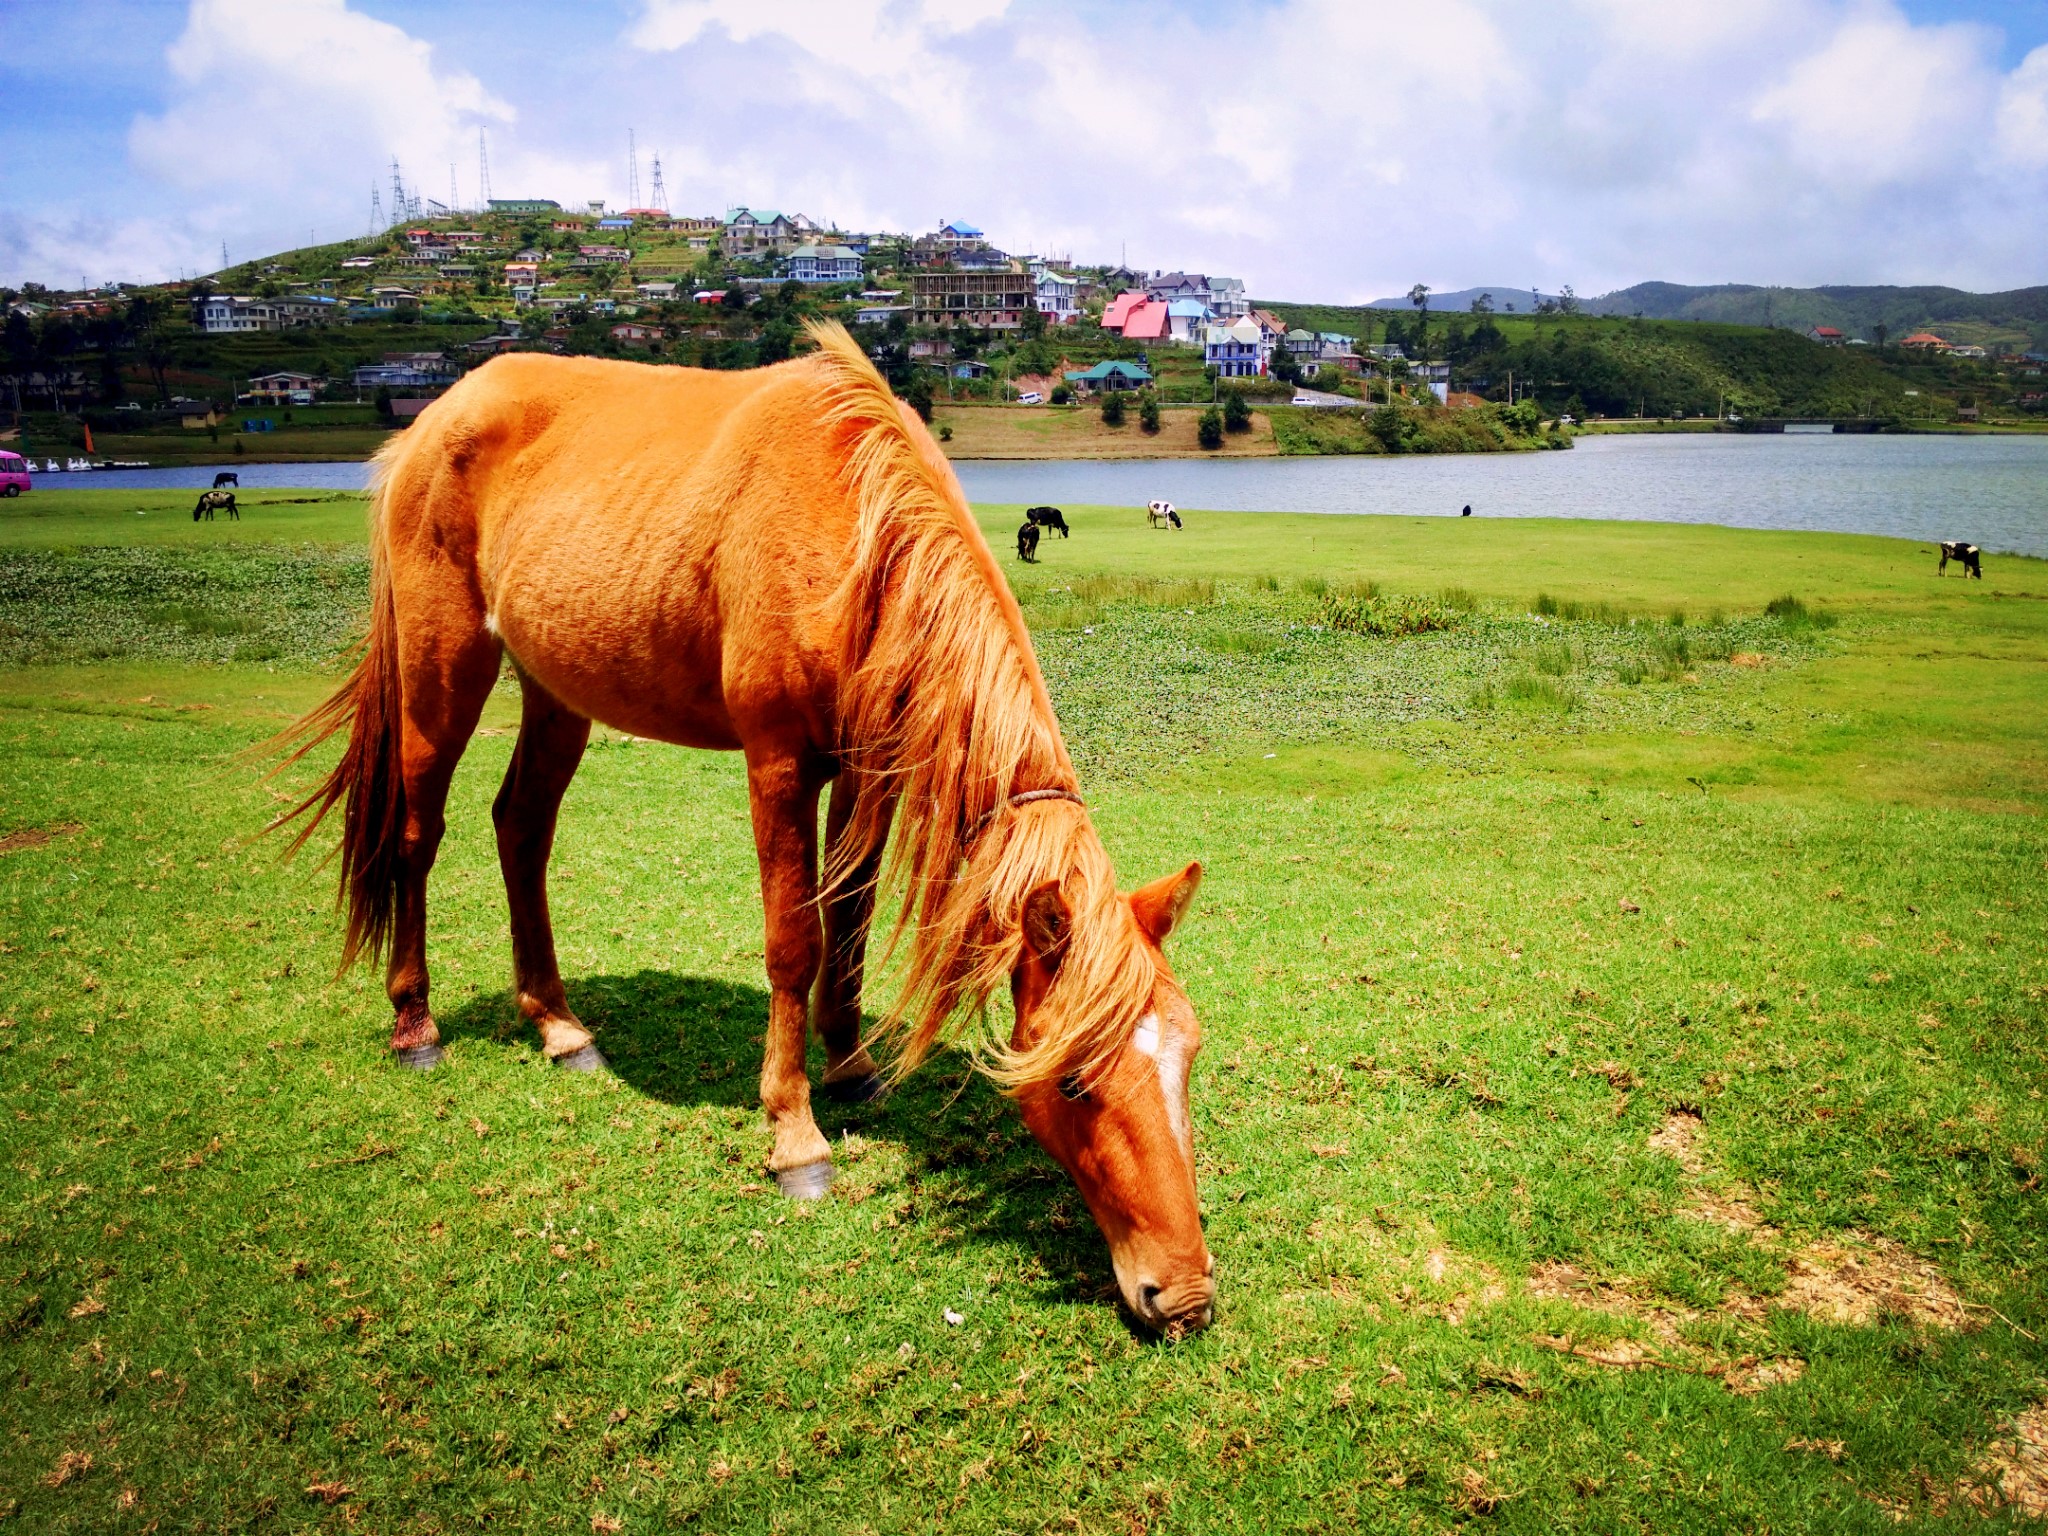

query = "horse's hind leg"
[745,747,834,1196]
[815,775,886,1103]
[383,583,500,1068]
[491,676,599,1068]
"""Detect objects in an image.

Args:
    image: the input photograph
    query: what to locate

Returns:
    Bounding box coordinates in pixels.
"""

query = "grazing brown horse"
[274,324,1216,1330]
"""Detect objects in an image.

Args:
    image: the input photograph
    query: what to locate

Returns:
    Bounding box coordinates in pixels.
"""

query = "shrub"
[1049,384,1072,405]
[937,423,953,442]
[1369,405,1405,452]
[1530,641,1576,676]
[1101,391,1126,427]
[1138,392,1160,433]
[1298,576,1330,597]
[905,373,934,421]
[1504,672,1580,711]
[1614,656,1649,685]
[1764,594,1838,629]
[1197,405,1224,449]
[1437,586,1480,613]
[1319,591,1460,637]
[1223,389,1252,433]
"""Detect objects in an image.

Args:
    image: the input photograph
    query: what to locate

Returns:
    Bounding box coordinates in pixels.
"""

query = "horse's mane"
[806,321,1154,1090]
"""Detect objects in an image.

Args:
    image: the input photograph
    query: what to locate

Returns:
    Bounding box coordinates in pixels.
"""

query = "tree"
[1271,347,1303,385]
[1223,387,1251,433]
[1408,283,1431,358]
[1470,292,1494,314]
[756,319,795,364]
[1138,391,1160,433]
[1049,383,1072,405]
[1873,322,1889,351]
[1100,389,1126,426]
[1020,303,1047,341]
[1370,404,1405,452]
[904,370,933,420]
[1197,405,1224,449]
[1558,285,1581,316]
[375,385,395,421]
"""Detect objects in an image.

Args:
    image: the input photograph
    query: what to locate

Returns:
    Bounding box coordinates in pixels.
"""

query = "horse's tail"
[262,460,407,971]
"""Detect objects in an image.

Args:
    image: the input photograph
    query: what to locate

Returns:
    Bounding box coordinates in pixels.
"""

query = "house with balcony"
[1204,317,1266,377]
[352,352,458,390]
[1166,299,1211,343]
[721,208,807,261]
[782,243,864,284]
[911,220,990,266]
[1034,270,1081,324]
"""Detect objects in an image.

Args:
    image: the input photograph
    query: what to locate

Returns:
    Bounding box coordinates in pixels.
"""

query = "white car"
[1016,391,1043,405]
[1290,393,1315,406]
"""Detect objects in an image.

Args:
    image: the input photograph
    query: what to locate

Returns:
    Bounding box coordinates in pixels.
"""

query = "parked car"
[0,451,30,497]
[1290,393,1315,406]
[1016,391,1043,405]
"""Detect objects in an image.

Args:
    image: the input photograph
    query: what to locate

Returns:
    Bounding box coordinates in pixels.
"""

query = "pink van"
[0,451,29,496]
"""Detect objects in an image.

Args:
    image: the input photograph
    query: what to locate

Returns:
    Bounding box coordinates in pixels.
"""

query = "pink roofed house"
[1121,300,1171,341]
[1100,290,1149,332]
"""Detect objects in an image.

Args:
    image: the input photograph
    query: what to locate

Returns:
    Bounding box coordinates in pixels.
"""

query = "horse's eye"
[1058,1071,1091,1102]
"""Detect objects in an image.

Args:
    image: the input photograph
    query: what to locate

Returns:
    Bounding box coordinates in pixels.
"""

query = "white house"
[195,296,280,334]
[635,280,679,301]
[245,370,323,404]
[1033,270,1082,324]
[782,243,864,284]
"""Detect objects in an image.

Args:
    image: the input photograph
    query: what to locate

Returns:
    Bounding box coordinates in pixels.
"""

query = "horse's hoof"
[395,1043,443,1072]
[774,1161,834,1200]
[553,1044,609,1074]
[823,1072,884,1105]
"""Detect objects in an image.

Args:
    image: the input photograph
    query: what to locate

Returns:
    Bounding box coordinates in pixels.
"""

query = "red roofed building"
[1099,290,1149,332]
[1900,332,1951,350]
[1121,300,1170,341]
[1807,326,1844,345]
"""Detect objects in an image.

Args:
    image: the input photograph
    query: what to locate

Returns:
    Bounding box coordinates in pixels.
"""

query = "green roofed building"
[489,199,562,215]
[1062,359,1154,393]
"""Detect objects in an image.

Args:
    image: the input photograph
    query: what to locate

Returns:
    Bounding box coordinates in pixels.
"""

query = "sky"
[2,0,2045,300]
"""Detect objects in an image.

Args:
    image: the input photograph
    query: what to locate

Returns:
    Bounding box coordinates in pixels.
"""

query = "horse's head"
[1009,862,1213,1334]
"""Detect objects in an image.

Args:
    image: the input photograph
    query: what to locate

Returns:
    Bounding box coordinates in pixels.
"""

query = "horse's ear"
[1130,861,1202,945]
[1021,881,1071,971]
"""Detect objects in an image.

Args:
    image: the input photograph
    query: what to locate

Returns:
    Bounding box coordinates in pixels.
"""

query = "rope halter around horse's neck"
[965,787,1086,850]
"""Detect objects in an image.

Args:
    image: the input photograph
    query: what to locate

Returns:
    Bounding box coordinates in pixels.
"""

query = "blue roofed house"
[1166,298,1212,343]
[782,243,865,284]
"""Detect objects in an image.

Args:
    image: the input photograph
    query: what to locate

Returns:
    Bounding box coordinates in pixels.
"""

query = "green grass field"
[2,488,2045,1532]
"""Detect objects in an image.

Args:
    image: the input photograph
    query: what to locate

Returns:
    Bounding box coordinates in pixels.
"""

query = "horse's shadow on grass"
[436,971,1111,1310]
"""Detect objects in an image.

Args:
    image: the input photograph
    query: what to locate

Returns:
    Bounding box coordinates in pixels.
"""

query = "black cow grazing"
[212,471,239,488]
[1025,505,1070,538]
[1016,521,1041,562]
[1938,540,1982,578]
[192,490,238,522]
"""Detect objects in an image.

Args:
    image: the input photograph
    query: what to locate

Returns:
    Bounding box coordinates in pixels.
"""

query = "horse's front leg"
[745,748,833,1198]
[815,775,887,1104]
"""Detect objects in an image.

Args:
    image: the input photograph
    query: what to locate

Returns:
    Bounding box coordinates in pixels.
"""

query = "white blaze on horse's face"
[1011,864,1212,1335]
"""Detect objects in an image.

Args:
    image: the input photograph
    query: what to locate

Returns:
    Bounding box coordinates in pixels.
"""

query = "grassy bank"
[1,492,2044,1532]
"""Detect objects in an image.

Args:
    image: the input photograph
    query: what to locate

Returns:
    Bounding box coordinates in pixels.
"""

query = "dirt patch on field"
[0,821,83,855]
[1767,1235,1970,1330]
[1871,1403,2048,1522]
[1645,1110,1968,1330]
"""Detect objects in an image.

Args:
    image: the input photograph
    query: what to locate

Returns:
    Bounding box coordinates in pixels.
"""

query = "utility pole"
[478,128,493,208]
[450,163,459,214]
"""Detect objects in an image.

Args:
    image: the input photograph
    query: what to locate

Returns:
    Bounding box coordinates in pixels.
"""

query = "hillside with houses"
[4,198,2043,465]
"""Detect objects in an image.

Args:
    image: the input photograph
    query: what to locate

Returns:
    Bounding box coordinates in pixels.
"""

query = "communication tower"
[649,152,670,215]
[478,128,493,208]
[628,129,641,211]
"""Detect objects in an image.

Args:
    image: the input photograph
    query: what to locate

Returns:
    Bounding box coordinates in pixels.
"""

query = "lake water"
[26,432,2048,556]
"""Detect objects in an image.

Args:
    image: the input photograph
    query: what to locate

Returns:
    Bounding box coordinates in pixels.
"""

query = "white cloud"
[5,0,2045,295]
